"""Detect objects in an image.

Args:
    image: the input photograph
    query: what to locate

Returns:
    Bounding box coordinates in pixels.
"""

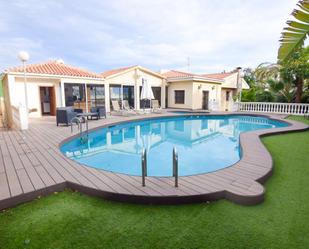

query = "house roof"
[6,60,102,79]
[161,70,196,79]
[100,65,165,79]
[162,70,223,83]
[100,65,137,78]
[200,72,234,79]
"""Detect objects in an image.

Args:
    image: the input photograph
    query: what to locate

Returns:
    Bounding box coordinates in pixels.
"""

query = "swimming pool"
[60,115,288,177]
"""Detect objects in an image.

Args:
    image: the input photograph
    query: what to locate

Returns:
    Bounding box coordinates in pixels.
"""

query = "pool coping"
[58,113,308,205]
[0,113,308,210]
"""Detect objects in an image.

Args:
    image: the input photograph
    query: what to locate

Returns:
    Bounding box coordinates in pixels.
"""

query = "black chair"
[56,107,83,126]
[90,106,106,119]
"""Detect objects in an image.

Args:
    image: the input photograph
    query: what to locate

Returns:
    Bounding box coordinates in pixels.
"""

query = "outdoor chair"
[122,100,134,111]
[151,99,162,113]
[122,100,141,114]
[111,100,135,116]
[56,107,83,126]
[90,106,106,119]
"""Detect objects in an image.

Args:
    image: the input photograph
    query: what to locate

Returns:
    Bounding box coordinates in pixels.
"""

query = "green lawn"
[0,116,308,249]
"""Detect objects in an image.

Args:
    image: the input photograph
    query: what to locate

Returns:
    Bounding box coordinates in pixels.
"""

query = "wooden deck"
[0,112,308,210]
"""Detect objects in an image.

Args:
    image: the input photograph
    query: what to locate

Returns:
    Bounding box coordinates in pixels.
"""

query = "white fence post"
[237,102,309,115]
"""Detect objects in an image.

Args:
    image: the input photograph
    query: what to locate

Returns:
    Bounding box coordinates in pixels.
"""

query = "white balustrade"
[236,102,309,115]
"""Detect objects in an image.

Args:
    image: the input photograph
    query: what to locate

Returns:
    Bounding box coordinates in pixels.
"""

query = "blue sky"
[0,0,299,73]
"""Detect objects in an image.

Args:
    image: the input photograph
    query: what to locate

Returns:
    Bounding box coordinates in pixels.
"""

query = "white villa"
[0,60,249,128]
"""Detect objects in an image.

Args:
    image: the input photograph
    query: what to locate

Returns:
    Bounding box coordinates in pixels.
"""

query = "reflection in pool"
[61,115,288,176]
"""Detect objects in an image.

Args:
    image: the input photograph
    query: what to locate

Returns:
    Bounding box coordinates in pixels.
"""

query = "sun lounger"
[111,100,135,116]
[151,99,162,113]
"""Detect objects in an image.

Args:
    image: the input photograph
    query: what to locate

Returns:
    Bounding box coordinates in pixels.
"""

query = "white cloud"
[0,0,300,73]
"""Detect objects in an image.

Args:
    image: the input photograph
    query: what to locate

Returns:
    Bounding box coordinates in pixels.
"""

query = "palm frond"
[278,0,309,61]
[254,63,281,83]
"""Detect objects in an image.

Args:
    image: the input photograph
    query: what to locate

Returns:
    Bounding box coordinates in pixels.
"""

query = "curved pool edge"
[55,113,309,206]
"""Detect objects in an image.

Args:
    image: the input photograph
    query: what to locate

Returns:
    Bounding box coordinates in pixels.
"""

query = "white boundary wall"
[11,105,28,130]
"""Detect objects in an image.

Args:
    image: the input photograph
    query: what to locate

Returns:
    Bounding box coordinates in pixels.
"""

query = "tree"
[278,0,309,61]
[280,46,309,102]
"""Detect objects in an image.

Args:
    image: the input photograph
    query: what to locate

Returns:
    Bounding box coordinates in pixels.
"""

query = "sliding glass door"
[110,85,135,110]
[87,85,105,110]
[123,86,134,108]
[64,83,86,110]
[139,86,161,108]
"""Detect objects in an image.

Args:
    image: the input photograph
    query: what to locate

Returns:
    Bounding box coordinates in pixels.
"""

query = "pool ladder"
[70,117,89,143]
[141,147,178,188]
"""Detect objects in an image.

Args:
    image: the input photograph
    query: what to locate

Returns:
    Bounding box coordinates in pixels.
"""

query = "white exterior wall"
[221,88,237,111]
[7,74,106,117]
[105,67,166,109]
[167,80,222,110]
[167,81,193,109]
[221,73,249,89]
[192,81,221,110]
[10,76,60,118]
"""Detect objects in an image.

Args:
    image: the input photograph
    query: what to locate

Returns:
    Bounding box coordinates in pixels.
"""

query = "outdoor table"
[77,112,99,120]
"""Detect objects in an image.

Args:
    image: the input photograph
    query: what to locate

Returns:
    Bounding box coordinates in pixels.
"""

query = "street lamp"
[18,51,30,113]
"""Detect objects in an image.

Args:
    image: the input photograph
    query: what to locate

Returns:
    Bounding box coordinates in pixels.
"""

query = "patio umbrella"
[140,78,154,109]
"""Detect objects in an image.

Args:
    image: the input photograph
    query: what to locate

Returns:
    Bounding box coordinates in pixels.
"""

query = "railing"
[172,147,178,187]
[71,116,89,143]
[140,147,179,187]
[11,104,28,130]
[237,102,309,115]
[141,148,147,187]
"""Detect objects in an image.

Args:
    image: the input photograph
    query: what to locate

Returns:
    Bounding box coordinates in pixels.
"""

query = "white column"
[84,83,88,112]
[60,81,65,107]
[104,83,110,113]
[121,84,124,109]
[134,69,140,110]
[161,80,166,108]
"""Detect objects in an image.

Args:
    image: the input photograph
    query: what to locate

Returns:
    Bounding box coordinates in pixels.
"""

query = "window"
[123,86,135,108]
[88,84,105,107]
[64,83,85,107]
[175,90,185,104]
[226,91,230,101]
[110,85,135,109]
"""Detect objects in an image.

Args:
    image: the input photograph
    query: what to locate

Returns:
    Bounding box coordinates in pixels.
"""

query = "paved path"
[0,112,307,210]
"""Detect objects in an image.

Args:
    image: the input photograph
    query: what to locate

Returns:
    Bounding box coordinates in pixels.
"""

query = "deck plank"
[0,113,305,208]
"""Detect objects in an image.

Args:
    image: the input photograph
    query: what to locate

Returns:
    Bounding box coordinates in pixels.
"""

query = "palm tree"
[254,63,280,84]
[278,1,309,61]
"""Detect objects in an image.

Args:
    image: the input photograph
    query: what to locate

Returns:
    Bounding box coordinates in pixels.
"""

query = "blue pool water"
[60,115,288,177]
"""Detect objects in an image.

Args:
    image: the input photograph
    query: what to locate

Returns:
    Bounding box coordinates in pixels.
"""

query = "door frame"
[202,90,209,110]
[39,86,56,116]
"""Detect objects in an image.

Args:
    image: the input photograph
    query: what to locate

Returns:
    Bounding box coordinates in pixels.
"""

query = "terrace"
[0,111,308,210]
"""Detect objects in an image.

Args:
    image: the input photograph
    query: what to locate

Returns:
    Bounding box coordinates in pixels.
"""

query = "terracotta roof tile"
[200,72,234,79]
[6,60,102,78]
[100,65,136,78]
[161,70,196,79]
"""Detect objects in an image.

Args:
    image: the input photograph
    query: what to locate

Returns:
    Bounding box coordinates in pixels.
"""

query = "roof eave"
[167,76,223,84]
[5,71,104,81]
[104,65,166,80]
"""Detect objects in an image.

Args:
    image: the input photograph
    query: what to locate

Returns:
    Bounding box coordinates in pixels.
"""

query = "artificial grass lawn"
[0,117,308,249]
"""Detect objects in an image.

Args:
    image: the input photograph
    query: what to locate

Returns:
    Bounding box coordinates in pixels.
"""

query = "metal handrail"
[71,117,82,134]
[71,117,89,143]
[173,147,178,187]
[141,148,147,187]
